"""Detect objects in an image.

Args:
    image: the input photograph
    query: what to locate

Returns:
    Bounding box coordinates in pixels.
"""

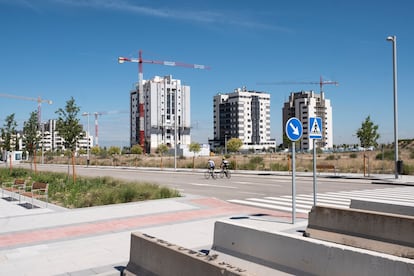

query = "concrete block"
[123,232,252,276]
[212,220,414,276]
[350,199,414,216]
[306,205,414,258]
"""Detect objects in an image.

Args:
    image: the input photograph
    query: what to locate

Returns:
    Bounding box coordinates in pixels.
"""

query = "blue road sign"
[309,117,322,139]
[286,117,303,141]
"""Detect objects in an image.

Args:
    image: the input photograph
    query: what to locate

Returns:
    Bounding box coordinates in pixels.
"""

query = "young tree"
[189,142,201,169]
[90,146,101,155]
[108,146,121,155]
[23,111,40,171]
[156,144,169,168]
[1,113,18,152]
[131,144,143,154]
[356,116,380,149]
[226,138,243,153]
[55,97,82,183]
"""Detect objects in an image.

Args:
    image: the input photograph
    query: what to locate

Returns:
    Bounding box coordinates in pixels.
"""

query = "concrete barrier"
[212,220,414,276]
[123,232,252,276]
[350,199,414,216]
[306,205,414,258]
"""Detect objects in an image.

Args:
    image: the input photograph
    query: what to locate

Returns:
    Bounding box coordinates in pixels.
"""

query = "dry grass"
[43,147,414,175]
[39,140,414,175]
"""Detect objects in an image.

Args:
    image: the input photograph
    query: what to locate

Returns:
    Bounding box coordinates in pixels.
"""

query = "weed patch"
[0,168,180,208]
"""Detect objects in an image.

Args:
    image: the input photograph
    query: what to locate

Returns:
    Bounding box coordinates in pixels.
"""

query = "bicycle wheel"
[219,170,225,178]
[225,170,231,179]
[204,171,211,179]
[211,171,217,179]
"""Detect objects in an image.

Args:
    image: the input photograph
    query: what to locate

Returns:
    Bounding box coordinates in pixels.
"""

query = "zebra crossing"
[228,186,414,214]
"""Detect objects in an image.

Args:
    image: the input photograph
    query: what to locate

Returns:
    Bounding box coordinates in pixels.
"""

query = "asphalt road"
[21,163,397,201]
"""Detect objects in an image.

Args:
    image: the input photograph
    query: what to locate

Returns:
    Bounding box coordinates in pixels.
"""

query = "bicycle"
[204,168,217,179]
[219,167,231,179]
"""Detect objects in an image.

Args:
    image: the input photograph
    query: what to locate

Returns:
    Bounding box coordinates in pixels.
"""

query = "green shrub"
[0,168,180,208]
[349,153,357,159]
[250,156,264,163]
[270,162,288,171]
[376,150,394,161]
[325,155,335,160]
[403,164,414,175]
[239,162,256,170]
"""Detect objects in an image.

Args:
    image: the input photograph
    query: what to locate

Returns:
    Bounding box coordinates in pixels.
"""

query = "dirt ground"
[44,143,414,175]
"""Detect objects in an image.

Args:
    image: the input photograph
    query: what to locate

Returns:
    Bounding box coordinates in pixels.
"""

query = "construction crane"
[0,93,53,125]
[258,76,339,94]
[91,110,128,147]
[118,50,210,149]
[94,112,102,147]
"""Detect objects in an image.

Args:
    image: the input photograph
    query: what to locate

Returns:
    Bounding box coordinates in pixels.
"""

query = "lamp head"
[386,36,395,42]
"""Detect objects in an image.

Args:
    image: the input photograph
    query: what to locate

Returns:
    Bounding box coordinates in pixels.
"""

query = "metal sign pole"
[310,117,322,206]
[313,139,317,206]
[292,142,296,224]
[285,117,302,225]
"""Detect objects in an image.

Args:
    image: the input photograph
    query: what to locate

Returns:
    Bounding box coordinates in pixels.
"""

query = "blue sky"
[1,0,413,147]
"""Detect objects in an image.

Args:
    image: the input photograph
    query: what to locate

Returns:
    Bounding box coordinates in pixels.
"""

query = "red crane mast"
[118,50,210,149]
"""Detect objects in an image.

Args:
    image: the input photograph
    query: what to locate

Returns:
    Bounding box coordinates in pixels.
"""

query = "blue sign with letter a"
[309,117,322,139]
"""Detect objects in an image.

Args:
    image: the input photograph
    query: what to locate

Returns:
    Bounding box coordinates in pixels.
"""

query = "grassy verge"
[0,168,180,208]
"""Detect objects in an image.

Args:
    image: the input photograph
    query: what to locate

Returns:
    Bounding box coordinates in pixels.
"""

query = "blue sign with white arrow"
[286,117,303,141]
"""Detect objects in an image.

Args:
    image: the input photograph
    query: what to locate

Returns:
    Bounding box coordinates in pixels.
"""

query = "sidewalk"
[0,190,308,276]
[1,172,413,275]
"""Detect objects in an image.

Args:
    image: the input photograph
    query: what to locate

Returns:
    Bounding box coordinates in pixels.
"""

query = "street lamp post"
[41,122,45,164]
[174,85,178,171]
[386,35,399,179]
[224,135,227,155]
[82,112,90,166]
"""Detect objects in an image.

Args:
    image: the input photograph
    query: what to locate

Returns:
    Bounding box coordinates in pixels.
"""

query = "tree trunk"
[71,151,76,184]
[33,150,37,173]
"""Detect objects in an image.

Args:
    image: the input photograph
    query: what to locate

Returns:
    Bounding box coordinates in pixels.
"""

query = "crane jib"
[163,61,176,66]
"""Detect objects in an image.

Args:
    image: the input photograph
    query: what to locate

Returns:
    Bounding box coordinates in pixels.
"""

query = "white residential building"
[211,87,276,152]
[41,120,63,152]
[282,91,333,151]
[40,120,93,153]
[130,75,191,153]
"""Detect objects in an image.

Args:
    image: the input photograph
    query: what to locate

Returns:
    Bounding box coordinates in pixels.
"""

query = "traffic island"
[305,205,414,259]
[212,218,414,275]
[123,232,252,276]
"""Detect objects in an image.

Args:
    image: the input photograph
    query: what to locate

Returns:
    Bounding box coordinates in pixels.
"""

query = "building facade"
[41,119,63,152]
[282,91,333,151]
[130,75,191,152]
[39,120,93,153]
[0,119,93,157]
[211,87,276,152]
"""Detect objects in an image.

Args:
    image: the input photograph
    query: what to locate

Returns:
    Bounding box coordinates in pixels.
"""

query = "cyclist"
[220,158,231,178]
[208,159,216,178]
[208,159,215,172]
[220,158,229,170]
